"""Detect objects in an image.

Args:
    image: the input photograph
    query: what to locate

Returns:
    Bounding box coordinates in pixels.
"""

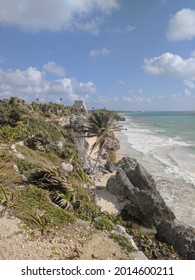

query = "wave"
[120,121,195,186]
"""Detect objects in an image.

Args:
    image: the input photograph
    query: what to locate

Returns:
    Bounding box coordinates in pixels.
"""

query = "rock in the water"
[116,157,156,190]
[156,220,195,260]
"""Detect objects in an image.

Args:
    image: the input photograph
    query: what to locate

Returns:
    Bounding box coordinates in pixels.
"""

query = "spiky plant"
[50,191,73,210]
[23,210,48,235]
[28,165,74,193]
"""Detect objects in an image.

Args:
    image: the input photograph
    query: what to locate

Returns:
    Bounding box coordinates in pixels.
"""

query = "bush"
[95,217,114,231]
[13,185,76,232]
[0,122,27,142]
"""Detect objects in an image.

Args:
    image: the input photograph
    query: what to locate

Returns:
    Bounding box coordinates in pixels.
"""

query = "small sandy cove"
[86,136,124,215]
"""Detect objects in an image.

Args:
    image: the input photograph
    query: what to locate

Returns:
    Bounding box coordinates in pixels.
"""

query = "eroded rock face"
[106,157,175,228]
[104,138,120,151]
[123,188,175,228]
[116,157,156,191]
[104,161,117,173]
[156,220,195,259]
[106,168,134,201]
[82,157,93,174]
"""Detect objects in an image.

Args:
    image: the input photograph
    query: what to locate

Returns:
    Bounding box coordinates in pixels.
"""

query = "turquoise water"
[117,111,195,227]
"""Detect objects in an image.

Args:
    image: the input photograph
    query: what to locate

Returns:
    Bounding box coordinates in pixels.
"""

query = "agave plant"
[50,191,73,210]
[0,186,17,217]
[28,165,74,193]
[0,186,15,208]
[23,210,48,235]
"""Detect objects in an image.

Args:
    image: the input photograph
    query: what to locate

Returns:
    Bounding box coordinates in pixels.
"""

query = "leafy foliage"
[87,110,117,171]
[110,233,134,252]
[95,217,114,231]
[133,230,180,260]
[13,185,76,233]
[0,122,27,142]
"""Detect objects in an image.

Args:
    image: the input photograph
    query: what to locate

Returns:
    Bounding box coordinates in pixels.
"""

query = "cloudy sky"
[0,0,195,110]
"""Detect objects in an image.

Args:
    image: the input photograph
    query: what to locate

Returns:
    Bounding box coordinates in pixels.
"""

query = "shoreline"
[115,125,195,229]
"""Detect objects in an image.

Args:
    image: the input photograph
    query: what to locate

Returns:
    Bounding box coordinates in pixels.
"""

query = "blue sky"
[0,0,195,110]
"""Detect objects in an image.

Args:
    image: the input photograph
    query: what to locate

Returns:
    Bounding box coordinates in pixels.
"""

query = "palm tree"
[88,110,118,172]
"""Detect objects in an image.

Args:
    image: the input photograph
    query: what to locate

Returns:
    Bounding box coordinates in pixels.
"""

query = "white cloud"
[184,89,191,96]
[167,9,195,41]
[43,61,66,77]
[107,24,134,34]
[123,96,132,103]
[0,0,119,33]
[73,17,103,35]
[123,95,152,104]
[89,48,111,57]
[183,80,195,89]
[78,81,96,94]
[191,50,195,58]
[117,80,125,85]
[144,52,195,80]
[0,64,96,103]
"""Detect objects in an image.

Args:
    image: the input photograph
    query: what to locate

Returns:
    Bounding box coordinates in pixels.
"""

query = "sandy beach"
[86,136,123,215]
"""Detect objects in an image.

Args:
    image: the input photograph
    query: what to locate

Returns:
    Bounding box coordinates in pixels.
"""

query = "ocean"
[116,111,195,228]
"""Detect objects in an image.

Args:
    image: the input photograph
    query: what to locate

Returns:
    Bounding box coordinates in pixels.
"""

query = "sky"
[0,0,195,111]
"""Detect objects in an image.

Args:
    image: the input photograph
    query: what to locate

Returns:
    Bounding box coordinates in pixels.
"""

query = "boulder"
[116,157,156,191]
[61,162,74,172]
[104,161,117,173]
[82,158,93,174]
[106,157,175,228]
[156,220,195,260]
[106,168,134,201]
[124,189,175,228]
[104,138,120,151]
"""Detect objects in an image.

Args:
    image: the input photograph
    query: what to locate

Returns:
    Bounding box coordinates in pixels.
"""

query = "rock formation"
[106,163,175,228]
[106,156,195,259]
[156,220,195,260]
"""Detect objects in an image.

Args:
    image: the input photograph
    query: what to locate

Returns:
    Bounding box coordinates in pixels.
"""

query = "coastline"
[115,117,195,229]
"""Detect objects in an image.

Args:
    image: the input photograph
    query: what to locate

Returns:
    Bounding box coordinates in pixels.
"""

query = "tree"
[88,110,118,172]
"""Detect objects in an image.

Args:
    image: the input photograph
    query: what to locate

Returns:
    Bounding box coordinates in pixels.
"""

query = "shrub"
[95,217,114,231]
[0,122,27,142]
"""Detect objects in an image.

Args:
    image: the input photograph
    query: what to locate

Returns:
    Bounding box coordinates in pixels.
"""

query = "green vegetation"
[0,97,179,260]
[0,122,27,142]
[68,176,99,221]
[95,217,114,231]
[0,186,16,209]
[13,185,76,234]
[110,233,134,252]
[88,110,120,171]
[132,230,180,260]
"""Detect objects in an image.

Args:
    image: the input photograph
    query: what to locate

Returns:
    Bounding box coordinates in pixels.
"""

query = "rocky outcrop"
[116,157,156,191]
[106,156,195,259]
[106,157,175,228]
[104,138,120,151]
[156,220,195,259]
[82,156,93,174]
[104,161,117,173]
[106,168,134,201]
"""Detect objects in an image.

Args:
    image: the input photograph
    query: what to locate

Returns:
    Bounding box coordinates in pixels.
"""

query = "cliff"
[0,97,185,260]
